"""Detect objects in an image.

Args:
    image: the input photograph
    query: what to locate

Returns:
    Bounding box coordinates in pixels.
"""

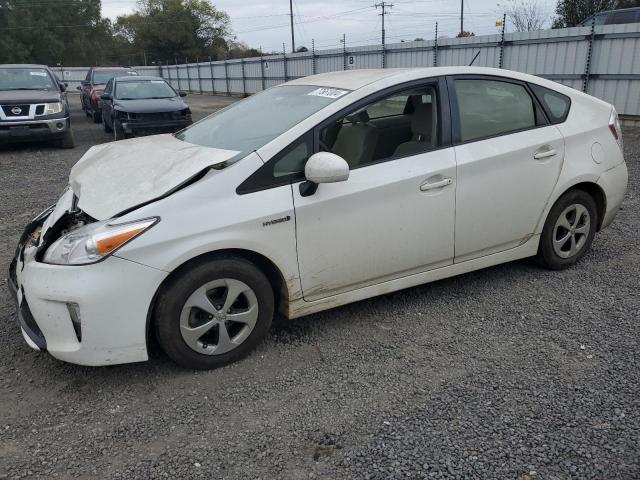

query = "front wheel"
[102,111,113,132]
[154,257,274,369]
[536,189,598,270]
[56,129,75,149]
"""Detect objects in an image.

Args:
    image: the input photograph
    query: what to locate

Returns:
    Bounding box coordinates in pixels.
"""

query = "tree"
[456,31,475,37]
[115,0,231,62]
[552,0,615,27]
[504,0,548,31]
[296,46,309,53]
[0,0,114,66]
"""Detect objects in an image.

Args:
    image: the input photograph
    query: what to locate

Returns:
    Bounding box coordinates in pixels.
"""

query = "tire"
[56,129,75,149]
[536,189,598,270]
[154,257,274,369]
[92,109,102,123]
[102,111,113,133]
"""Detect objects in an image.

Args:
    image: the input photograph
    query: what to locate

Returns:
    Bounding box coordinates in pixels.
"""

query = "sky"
[101,0,558,52]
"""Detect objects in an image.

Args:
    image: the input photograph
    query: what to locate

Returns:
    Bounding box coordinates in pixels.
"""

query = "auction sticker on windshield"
[308,87,348,99]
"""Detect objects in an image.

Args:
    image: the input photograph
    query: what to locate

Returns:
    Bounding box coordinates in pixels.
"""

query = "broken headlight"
[43,217,158,265]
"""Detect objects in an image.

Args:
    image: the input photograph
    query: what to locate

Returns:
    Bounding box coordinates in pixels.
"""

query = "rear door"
[449,76,565,262]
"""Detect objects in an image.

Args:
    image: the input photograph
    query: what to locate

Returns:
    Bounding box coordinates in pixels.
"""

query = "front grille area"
[1,104,30,117]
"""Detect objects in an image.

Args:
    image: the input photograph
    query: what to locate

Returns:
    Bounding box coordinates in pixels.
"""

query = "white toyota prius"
[9,67,628,369]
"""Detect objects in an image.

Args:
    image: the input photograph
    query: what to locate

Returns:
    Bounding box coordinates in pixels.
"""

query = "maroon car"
[78,67,137,123]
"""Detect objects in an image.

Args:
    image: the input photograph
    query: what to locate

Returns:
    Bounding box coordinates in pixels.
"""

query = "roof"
[115,75,164,82]
[91,66,135,71]
[286,66,569,92]
[0,64,49,69]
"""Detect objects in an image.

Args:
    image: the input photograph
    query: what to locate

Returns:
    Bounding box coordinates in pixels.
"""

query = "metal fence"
[54,22,640,116]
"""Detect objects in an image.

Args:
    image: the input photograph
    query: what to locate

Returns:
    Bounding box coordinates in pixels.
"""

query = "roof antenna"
[468,50,480,66]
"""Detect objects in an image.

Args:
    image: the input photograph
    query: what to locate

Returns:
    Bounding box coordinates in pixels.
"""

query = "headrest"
[410,95,433,140]
[346,110,370,124]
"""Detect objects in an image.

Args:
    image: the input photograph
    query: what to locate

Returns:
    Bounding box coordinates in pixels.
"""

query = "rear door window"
[453,79,537,142]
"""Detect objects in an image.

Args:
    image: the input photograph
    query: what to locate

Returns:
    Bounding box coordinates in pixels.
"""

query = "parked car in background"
[78,67,137,123]
[0,64,74,148]
[100,75,191,139]
[9,67,627,369]
[579,7,640,26]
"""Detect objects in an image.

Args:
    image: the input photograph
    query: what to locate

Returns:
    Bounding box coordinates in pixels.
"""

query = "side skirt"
[286,234,540,319]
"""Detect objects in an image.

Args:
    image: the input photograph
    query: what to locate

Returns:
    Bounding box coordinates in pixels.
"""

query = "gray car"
[100,75,192,140]
[0,64,74,148]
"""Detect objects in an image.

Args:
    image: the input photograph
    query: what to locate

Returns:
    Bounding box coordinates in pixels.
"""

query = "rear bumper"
[598,161,628,229]
[0,116,70,142]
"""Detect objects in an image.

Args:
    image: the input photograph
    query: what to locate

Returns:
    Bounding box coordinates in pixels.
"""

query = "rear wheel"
[154,257,274,369]
[536,190,597,270]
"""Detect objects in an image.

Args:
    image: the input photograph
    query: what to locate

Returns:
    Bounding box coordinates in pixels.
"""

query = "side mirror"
[76,85,82,91]
[300,152,349,197]
[179,91,187,97]
[58,82,66,92]
[100,93,112,100]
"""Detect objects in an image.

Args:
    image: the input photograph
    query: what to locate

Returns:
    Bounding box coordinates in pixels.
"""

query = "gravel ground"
[0,96,638,480]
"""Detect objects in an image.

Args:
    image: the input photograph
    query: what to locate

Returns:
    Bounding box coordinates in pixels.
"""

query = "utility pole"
[375,1,393,48]
[460,0,464,36]
[289,0,296,53]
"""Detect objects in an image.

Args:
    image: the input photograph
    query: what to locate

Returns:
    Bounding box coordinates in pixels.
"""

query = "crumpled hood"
[69,134,240,220]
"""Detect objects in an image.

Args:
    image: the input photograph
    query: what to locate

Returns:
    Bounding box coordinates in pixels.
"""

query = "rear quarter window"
[529,84,571,124]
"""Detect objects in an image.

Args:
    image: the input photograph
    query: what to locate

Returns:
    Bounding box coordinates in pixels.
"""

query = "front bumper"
[0,116,70,142]
[122,119,191,135]
[598,161,628,229]
[8,222,168,366]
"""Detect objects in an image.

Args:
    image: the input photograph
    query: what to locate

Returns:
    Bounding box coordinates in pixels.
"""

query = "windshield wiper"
[0,87,49,91]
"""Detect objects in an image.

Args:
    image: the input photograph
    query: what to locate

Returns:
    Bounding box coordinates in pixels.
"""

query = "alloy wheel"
[552,203,591,259]
[179,279,259,355]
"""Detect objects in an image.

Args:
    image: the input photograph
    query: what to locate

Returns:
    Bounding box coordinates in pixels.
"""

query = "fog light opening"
[56,122,64,130]
[66,302,82,342]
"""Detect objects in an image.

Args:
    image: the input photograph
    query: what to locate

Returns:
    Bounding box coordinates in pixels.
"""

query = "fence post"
[260,53,266,91]
[582,16,596,93]
[196,58,203,94]
[208,56,215,94]
[241,59,247,97]
[312,39,317,74]
[165,60,171,86]
[283,43,288,82]
[498,14,507,68]
[433,22,438,67]
[185,58,191,92]
[342,34,347,70]
[224,59,230,95]
[175,58,181,91]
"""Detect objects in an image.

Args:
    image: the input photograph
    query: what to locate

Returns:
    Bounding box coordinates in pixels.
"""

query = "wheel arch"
[560,181,607,231]
[144,248,291,346]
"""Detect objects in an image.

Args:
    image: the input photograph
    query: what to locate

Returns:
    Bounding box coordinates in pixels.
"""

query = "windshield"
[93,70,136,85]
[115,80,177,100]
[0,67,56,91]
[175,85,349,155]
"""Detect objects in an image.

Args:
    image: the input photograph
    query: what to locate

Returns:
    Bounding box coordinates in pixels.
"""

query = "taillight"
[609,109,623,151]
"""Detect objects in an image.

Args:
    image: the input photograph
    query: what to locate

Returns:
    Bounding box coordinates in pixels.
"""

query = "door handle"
[420,177,452,191]
[533,148,557,160]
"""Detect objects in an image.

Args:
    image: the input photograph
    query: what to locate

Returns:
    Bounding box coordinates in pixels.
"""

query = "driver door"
[292,80,457,301]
